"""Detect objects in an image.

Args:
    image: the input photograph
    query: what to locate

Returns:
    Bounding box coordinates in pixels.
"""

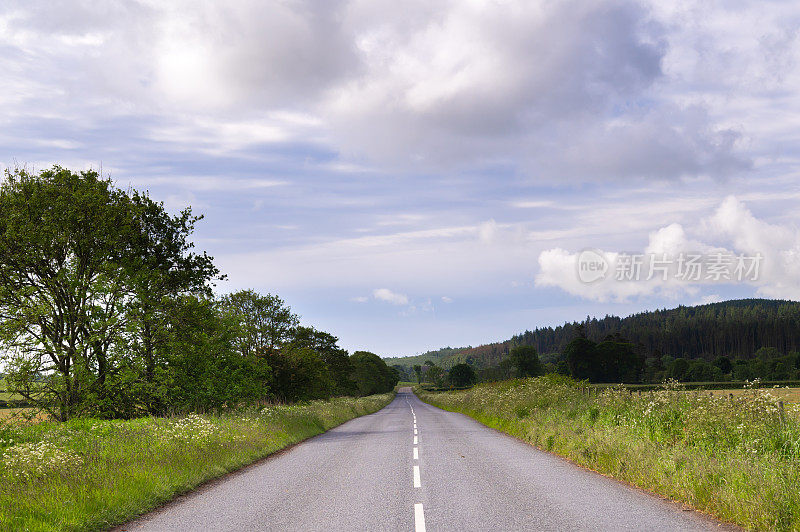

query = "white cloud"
[536,196,800,301]
[702,196,800,299]
[696,294,722,305]
[478,219,498,244]
[441,296,453,303]
[0,0,753,182]
[372,288,409,305]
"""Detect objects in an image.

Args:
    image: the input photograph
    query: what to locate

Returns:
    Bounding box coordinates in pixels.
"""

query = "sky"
[2,0,800,356]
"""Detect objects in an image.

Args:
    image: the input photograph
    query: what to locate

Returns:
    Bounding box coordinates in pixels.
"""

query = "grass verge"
[0,393,394,531]
[416,376,800,531]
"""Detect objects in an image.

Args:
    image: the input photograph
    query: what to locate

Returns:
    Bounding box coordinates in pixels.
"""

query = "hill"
[387,299,800,370]
[383,346,467,369]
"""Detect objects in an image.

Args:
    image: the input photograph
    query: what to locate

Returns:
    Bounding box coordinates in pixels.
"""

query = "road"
[120,388,731,531]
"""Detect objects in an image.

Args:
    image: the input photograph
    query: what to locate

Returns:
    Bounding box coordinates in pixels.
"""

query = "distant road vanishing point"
[120,388,733,532]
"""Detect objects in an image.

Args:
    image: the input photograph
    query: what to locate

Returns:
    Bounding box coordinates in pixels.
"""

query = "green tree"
[0,169,173,417]
[124,191,221,413]
[448,363,477,387]
[155,296,270,413]
[220,290,299,357]
[594,339,643,383]
[413,364,422,383]
[0,166,226,419]
[713,356,733,375]
[266,346,334,402]
[350,351,397,396]
[668,358,690,381]
[507,345,542,378]
[564,337,598,381]
[425,365,447,388]
[289,326,355,396]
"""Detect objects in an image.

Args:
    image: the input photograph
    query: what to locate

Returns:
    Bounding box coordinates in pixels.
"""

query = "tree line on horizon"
[391,300,800,385]
[0,166,397,421]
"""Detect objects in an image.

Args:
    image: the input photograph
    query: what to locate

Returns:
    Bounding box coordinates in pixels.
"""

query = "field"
[0,392,394,531]
[0,409,45,421]
[417,377,800,531]
[719,387,800,404]
[0,380,23,402]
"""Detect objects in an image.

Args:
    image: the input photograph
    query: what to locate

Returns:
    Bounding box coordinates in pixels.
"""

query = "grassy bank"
[417,377,800,530]
[0,393,394,531]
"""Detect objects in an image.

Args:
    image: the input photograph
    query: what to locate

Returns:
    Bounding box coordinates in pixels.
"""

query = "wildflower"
[2,441,83,479]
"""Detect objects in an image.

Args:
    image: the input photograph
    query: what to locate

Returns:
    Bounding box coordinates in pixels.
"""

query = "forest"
[392,300,800,384]
[0,166,398,420]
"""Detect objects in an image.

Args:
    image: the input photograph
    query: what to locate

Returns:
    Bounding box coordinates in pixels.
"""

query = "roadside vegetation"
[0,392,393,531]
[0,166,400,529]
[418,376,800,531]
[0,166,398,421]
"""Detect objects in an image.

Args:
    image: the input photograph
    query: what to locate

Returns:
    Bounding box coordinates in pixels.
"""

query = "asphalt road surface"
[120,388,732,532]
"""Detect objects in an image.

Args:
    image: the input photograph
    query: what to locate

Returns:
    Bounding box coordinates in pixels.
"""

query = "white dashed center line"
[414,503,426,532]
[409,399,424,531]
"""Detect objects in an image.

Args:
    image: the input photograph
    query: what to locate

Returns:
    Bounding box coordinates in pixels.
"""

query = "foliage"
[0,393,394,530]
[390,299,800,383]
[413,364,422,383]
[0,166,221,420]
[448,363,477,387]
[418,378,800,531]
[219,290,298,358]
[564,335,644,383]
[289,326,356,396]
[350,351,398,396]
[265,347,335,402]
[506,345,542,378]
[0,167,389,419]
[153,296,270,414]
[424,365,446,388]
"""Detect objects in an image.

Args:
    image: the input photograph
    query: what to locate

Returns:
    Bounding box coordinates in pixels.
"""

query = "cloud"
[696,294,722,305]
[372,288,409,305]
[702,196,800,299]
[322,0,748,179]
[0,0,752,182]
[478,219,498,244]
[536,196,800,301]
[441,296,453,303]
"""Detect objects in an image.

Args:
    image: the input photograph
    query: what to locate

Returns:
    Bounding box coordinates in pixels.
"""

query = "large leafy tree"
[155,296,270,413]
[268,346,335,402]
[0,167,139,419]
[350,351,397,396]
[124,191,221,413]
[0,167,221,419]
[220,290,299,357]
[289,326,356,396]
[425,365,446,388]
[564,336,597,382]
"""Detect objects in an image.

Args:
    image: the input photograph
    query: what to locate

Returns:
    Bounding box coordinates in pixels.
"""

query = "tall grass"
[417,376,800,530]
[0,393,394,531]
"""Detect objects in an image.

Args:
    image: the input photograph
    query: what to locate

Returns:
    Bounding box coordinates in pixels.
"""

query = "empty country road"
[120,388,732,532]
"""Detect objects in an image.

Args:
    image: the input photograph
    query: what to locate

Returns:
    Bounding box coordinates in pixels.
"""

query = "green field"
[0,380,22,402]
[418,377,800,531]
[0,392,394,531]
